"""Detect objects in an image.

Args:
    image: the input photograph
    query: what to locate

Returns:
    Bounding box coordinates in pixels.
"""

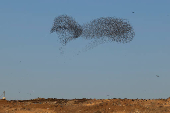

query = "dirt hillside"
[1,97,170,113]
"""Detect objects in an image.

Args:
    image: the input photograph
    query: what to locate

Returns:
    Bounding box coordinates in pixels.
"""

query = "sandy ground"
[1,97,170,113]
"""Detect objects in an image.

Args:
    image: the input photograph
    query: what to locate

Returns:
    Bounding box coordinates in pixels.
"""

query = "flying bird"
[156,75,159,77]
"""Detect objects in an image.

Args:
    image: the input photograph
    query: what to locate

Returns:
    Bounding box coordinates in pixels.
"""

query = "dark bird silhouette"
[132,12,135,13]
[156,75,159,77]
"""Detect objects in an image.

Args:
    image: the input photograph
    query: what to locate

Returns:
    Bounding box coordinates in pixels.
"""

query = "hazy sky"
[0,0,170,100]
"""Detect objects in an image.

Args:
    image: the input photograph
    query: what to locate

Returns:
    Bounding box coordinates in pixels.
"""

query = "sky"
[0,0,170,100]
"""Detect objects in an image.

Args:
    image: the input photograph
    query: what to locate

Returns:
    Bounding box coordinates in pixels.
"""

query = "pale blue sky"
[0,0,170,100]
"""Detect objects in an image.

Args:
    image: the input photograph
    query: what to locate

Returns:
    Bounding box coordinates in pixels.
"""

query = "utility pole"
[3,91,6,100]
[0,91,6,100]
[3,91,5,97]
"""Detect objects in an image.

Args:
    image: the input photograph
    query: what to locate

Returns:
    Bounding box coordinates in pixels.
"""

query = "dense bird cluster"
[50,15,83,45]
[82,17,135,43]
[51,14,135,47]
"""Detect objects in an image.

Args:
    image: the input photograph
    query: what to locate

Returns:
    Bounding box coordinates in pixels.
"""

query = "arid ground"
[1,97,170,113]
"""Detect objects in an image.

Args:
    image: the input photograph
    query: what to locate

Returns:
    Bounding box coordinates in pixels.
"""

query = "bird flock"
[51,14,135,51]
